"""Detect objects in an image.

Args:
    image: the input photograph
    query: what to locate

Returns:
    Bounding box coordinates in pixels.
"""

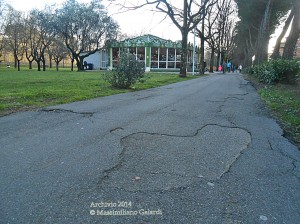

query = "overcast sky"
[6,0,284,52]
[6,0,183,42]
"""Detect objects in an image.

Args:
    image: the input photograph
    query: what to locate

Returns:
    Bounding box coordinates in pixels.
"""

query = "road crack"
[40,108,94,117]
[224,96,244,101]
[268,140,300,180]
[95,124,252,192]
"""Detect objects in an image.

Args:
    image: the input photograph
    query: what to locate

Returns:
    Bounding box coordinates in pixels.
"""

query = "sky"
[6,0,183,42]
[7,0,65,12]
[6,0,286,53]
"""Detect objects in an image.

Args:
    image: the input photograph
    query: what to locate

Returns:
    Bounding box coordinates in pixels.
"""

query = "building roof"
[108,34,182,48]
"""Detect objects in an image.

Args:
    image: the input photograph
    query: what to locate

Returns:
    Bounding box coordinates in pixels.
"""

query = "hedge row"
[246,59,300,84]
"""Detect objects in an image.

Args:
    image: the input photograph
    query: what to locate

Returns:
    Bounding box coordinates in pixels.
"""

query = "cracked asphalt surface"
[1,73,300,223]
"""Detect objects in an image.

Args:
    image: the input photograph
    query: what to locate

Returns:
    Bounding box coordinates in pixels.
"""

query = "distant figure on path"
[227,61,232,72]
[218,65,222,72]
[239,64,243,73]
[222,62,227,74]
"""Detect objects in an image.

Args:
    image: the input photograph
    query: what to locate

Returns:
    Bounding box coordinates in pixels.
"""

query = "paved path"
[1,73,299,223]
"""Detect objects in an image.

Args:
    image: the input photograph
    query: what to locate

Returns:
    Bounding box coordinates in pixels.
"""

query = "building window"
[112,48,119,60]
[168,48,175,61]
[151,47,159,68]
[159,48,167,68]
[176,48,182,69]
[137,47,145,62]
[129,47,137,59]
[112,48,120,67]
[167,48,175,68]
[168,62,175,68]
[108,35,184,70]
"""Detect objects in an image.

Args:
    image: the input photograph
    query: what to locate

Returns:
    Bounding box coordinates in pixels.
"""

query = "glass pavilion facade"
[106,34,199,71]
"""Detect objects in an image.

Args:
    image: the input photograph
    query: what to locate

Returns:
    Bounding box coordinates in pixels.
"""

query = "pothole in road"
[102,125,251,191]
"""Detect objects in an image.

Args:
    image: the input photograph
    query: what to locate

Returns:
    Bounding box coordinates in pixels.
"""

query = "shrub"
[244,67,254,75]
[253,62,279,84]
[104,53,145,89]
[271,59,299,84]
[251,59,300,85]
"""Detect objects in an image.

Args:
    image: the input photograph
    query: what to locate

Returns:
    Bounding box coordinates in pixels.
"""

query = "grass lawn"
[245,74,300,148]
[0,67,199,116]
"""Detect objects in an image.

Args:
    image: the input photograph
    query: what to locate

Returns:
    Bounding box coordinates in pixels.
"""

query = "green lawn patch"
[0,67,198,115]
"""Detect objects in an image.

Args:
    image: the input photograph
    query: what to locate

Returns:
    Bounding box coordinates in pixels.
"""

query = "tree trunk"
[180,30,188,77]
[49,54,53,69]
[26,51,34,69]
[244,51,253,67]
[283,0,300,59]
[244,36,256,67]
[56,62,59,71]
[71,59,74,71]
[17,60,20,71]
[14,51,17,69]
[216,48,222,68]
[199,17,205,75]
[29,61,33,69]
[75,57,81,71]
[37,61,41,71]
[42,57,46,71]
[209,47,215,73]
[180,0,188,77]
[271,7,295,59]
[80,56,85,71]
[254,0,273,65]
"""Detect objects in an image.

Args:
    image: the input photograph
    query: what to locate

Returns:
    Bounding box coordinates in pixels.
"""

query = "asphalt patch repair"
[101,125,252,191]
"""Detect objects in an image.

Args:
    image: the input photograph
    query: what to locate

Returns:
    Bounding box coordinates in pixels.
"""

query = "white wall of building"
[83,51,101,70]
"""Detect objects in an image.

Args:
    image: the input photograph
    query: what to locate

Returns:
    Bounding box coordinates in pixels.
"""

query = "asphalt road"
[1,73,299,224]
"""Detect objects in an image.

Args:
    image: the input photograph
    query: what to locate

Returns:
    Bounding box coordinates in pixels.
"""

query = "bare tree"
[195,0,233,73]
[50,37,69,71]
[202,1,220,72]
[23,14,37,69]
[0,0,3,41]
[114,0,217,77]
[218,0,236,64]
[0,34,3,61]
[193,0,236,74]
[29,8,57,71]
[0,0,3,17]
[69,52,75,72]
[0,3,17,64]
[195,0,209,75]
[3,7,26,71]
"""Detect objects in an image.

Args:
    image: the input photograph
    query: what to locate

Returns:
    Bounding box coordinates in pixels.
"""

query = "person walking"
[227,61,232,73]
[222,62,227,74]
[238,64,243,73]
[218,65,222,72]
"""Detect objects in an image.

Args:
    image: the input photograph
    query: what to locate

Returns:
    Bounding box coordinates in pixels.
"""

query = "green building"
[106,34,199,72]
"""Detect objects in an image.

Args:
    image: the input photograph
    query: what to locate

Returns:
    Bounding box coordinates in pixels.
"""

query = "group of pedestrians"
[218,62,242,74]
